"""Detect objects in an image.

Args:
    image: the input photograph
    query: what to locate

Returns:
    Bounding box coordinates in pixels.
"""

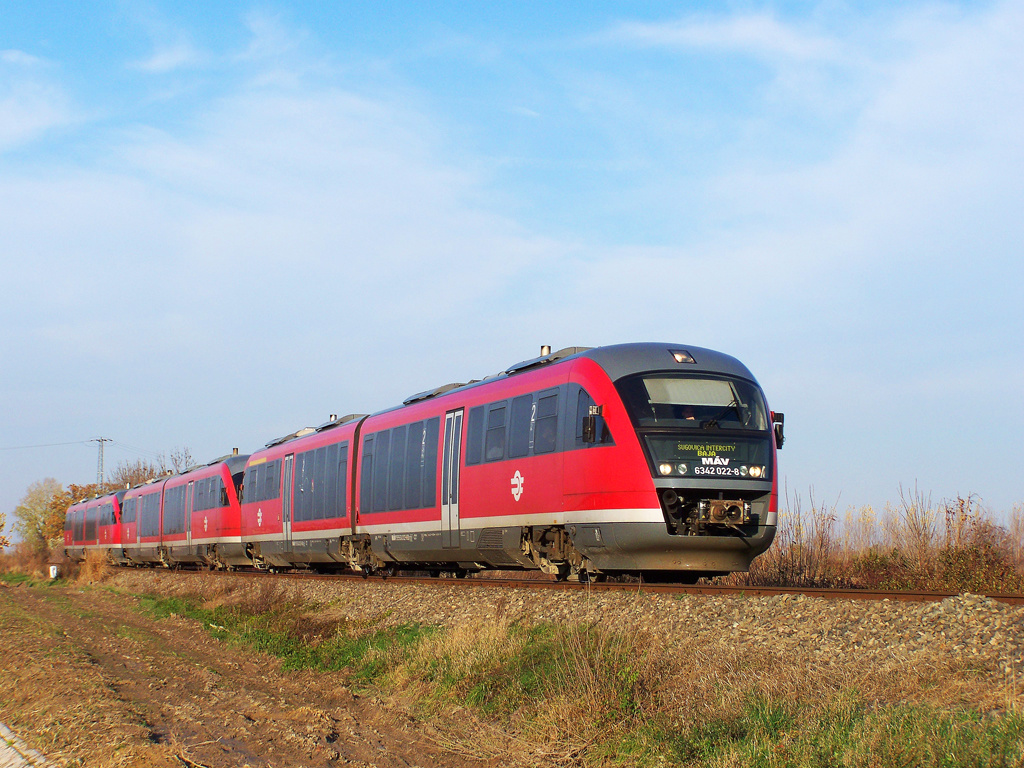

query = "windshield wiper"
[702,399,739,429]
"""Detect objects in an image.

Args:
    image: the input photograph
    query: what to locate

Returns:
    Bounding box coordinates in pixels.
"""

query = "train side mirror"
[772,412,785,449]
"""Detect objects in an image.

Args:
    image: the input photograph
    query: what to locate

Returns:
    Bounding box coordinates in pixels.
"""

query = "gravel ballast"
[112,570,1024,706]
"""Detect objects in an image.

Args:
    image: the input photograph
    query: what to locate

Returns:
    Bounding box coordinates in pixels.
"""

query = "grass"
[134,589,434,680]
[120,576,1024,767]
[676,698,1024,768]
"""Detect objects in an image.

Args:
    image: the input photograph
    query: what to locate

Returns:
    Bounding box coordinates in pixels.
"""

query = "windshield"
[617,375,768,431]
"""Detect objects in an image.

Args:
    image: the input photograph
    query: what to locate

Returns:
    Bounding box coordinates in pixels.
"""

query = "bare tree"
[157,446,195,475]
[108,458,163,489]
[13,478,63,552]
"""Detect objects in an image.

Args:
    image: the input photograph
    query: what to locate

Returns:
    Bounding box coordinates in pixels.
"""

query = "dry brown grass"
[386,613,666,767]
[734,488,1024,593]
[0,542,51,579]
[0,589,176,767]
[75,549,114,585]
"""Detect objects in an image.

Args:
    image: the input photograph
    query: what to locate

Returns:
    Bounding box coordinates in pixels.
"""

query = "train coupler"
[698,499,752,526]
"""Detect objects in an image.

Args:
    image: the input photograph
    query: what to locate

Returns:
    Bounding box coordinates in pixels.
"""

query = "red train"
[64,343,784,581]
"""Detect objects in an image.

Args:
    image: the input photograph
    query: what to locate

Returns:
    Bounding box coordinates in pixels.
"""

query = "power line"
[0,437,164,465]
[108,440,163,460]
[0,440,94,451]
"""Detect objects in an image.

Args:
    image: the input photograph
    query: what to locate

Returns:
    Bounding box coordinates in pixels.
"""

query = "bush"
[0,542,52,580]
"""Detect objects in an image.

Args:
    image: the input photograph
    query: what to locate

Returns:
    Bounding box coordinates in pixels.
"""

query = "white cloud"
[607,12,841,62]
[0,50,74,151]
[2,49,44,66]
[236,11,306,63]
[133,41,203,73]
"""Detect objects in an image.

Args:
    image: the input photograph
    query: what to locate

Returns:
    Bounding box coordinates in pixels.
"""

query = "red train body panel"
[64,491,124,562]
[239,418,360,568]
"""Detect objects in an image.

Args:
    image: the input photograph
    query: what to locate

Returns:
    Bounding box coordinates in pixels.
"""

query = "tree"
[159,446,195,475]
[43,482,105,543]
[108,458,162,490]
[0,510,10,549]
[13,478,63,552]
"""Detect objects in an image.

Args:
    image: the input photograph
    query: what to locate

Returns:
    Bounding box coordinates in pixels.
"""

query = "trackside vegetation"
[727,490,1024,594]
[129,580,1024,768]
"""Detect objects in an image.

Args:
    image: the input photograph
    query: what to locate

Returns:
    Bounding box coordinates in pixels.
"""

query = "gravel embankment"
[113,570,1024,684]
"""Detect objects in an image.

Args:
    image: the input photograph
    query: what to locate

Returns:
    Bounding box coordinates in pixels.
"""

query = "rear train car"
[63,490,125,562]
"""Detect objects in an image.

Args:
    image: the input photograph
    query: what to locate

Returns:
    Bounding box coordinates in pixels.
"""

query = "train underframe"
[92,518,775,583]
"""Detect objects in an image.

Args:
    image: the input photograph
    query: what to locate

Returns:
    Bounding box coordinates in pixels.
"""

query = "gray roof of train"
[383,342,760,417]
[577,343,758,384]
[249,343,763,452]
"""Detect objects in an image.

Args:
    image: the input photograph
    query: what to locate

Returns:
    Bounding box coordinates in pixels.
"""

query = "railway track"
[161,567,1024,606]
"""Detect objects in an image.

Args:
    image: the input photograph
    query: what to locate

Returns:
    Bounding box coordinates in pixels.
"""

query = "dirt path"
[0,582,491,768]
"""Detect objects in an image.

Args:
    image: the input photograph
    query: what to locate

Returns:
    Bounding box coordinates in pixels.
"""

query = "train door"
[186,481,194,548]
[282,454,294,548]
[441,409,464,548]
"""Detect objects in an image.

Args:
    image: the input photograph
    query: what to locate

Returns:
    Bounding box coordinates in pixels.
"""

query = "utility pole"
[90,437,111,485]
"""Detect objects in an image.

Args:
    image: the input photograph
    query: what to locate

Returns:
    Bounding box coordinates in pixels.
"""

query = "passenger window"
[265,460,279,501]
[485,404,506,462]
[311,448,325,519]
[389,425,407,511]
[325,443,339,518]
[422,418,440,508]
[360,436,374,513]
[372,431,390,513]
[508,395,532,458]
[404,422,424,509]
[465,406,485,465]
[535,393,558,454]
[337,445,349,514]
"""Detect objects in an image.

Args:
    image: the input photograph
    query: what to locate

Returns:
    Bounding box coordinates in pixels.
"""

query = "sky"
[2,0,1022,531]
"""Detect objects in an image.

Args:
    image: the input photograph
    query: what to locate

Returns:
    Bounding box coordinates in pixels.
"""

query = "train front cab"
[563,345,782,579]
[190,455,249,568]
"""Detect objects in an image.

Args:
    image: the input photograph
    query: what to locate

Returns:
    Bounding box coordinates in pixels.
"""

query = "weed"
[724,487,1024,594]
[673,698,1024,768]
[133,589,433,679]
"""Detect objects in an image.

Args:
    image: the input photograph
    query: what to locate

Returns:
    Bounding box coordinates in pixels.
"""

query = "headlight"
[740,465,749,477]
[750,465,763,478]
[658,463,673,475]
[677,463,688,475]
